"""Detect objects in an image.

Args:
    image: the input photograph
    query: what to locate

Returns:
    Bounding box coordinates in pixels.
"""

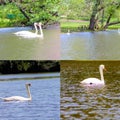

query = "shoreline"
[0,72,60,81]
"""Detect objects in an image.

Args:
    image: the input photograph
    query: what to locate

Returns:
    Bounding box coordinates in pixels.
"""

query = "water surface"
[0,73,60,120]
[61,30,120,60]
[0,25,60,60]
[61,61,120,119]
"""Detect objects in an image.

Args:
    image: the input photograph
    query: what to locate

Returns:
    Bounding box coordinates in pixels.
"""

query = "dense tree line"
[0,0,60,27]
[1,0,120,30]
[0,61,60,74]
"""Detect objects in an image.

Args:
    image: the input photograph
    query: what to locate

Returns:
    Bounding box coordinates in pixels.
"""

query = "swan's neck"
[99,67,104,82]
[39,25,43,37]
[34,24,38,34]
[26,85,32,100]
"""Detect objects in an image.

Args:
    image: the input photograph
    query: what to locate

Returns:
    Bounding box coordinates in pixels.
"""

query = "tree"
[89,0,101,30]
[0,0,61,26]
[60,0,120,31]
[89,0,120,30]
[0,61,60,74]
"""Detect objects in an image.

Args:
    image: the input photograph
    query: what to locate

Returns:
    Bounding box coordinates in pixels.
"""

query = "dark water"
[61,61,120,120]
[0,73,60,120]
[0,25,60,60]
[61,30,120,60]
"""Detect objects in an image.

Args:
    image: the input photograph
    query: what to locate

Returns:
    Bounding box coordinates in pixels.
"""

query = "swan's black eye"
[90,83,92,85]
[27,83,31,86]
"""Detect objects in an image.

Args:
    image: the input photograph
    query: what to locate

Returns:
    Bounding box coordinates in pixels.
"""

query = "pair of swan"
[1,83,32,102]
[81,64,106,86]
[14,22,43,38]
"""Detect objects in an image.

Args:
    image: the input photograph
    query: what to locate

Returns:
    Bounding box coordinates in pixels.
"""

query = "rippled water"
[61,30,120,60]
[61,61,120,119]
[0,73,60,120]
[0,25,60,60]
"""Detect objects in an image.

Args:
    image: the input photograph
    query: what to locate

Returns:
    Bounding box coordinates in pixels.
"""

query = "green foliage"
[60,0,120,31]
[0,3,26,27]
[0,0,60,27]
[0,61,60,74]
[60,0,86,20]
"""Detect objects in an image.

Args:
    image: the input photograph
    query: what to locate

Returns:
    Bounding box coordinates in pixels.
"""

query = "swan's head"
[34,22,42,27]
[99,64,106,70]
[26,83,31,87]
[39,22,42,25]
[38,22,42,26]
[34,22,37,26]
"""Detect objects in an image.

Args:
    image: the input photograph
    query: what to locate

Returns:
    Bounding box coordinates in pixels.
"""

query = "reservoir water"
[0,73,60,120]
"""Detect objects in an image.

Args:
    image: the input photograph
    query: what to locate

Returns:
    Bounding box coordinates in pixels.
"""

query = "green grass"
[108,24,120,29]
[61,21,89,27]
[60,20,120,32]
[60,21,89,32]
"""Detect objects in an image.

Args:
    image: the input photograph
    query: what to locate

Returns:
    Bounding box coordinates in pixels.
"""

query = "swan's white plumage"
[118,29,120,34]
[81,64,105,86]
[67,29,70,35]
[2,96,31,101]
[14,22,43,38]
[81,78,104,85]
[1,83,32,102]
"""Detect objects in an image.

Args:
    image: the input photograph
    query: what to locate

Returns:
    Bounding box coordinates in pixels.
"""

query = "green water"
[61,61,120,119]
[0,26,60,60]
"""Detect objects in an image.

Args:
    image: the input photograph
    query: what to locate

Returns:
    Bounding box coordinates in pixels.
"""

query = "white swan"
[14,22,43,38]
[1,83,32,102]
[118,28,120,34]
[80,64,106,86]
[67,29,70,35]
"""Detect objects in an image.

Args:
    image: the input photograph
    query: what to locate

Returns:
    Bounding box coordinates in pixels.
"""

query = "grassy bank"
[60,20,89,33]
[60,20,120,33]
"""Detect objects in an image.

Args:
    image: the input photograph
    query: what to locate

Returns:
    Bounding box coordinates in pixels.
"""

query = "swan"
[118,28,120,34]
[14,22,43,38]
[80,64,106,86]
[67,29,70,35]
[1,83,32,102]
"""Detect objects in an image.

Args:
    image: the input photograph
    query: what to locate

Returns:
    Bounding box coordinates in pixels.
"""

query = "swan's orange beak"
[104,68,107,71]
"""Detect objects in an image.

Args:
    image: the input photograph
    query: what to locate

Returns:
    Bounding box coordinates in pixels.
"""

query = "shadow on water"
[0,73,60,120]
[61,61,120,120]
[0,25,60,60]
[61,30,120,60]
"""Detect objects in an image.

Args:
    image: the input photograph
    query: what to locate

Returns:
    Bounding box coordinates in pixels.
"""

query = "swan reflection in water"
[1,83,32,102]
[14,22,44,39]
